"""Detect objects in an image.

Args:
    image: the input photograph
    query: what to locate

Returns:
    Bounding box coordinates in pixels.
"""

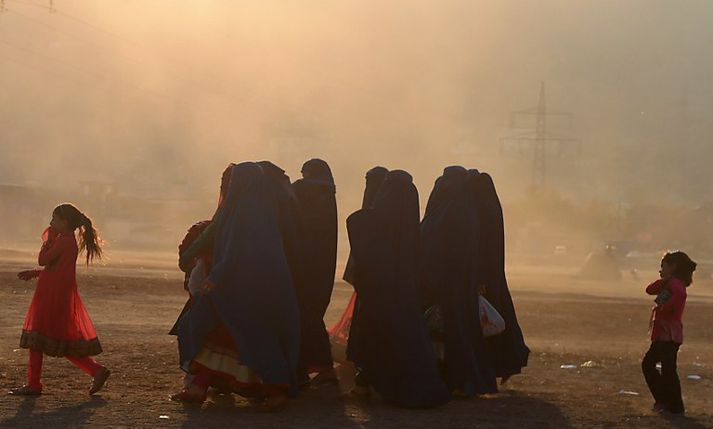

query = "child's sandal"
[89,367,111,395]
[8,385,42,396]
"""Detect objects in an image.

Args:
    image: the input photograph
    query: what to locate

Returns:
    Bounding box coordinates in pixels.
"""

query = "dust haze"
[1,0,712,269]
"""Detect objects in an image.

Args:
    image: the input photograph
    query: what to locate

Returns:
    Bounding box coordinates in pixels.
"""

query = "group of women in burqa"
[169,160,529,411]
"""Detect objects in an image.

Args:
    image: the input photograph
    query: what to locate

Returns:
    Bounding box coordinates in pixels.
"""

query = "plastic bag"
[479,296,505,337]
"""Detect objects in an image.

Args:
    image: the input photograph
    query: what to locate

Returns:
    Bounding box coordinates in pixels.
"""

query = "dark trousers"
[641,341,684,413]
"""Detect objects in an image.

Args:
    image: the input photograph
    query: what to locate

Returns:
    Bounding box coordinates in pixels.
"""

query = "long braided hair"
[54,203,103,265]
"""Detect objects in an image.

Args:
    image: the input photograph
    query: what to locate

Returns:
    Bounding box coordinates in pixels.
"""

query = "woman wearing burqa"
[291,159,339,384]
[346,170,449,408]
[469,170,529,383]
[257,160,302,277]
[330,167,389,352]
[174,162,301,411]
[419,166,497,396]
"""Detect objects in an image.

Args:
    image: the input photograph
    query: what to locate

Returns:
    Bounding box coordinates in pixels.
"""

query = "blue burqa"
[342,166,389,285]
[343,166,389,368]
[469,171,529,378]
[257,160,302,279]
[292,159,338,370]
[177,162,301,389]
[419,166,497,395]
[347,170,450,408]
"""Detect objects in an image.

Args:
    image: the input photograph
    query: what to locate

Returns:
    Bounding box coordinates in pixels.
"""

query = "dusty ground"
[0,255,712,428]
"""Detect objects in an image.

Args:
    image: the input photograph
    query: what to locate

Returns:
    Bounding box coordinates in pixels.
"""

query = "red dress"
[328,292,356,363]
[20,231,102,357]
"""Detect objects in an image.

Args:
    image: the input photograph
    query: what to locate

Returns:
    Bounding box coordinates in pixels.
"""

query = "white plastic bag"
[479,296,505,337]
[187,258,208,297]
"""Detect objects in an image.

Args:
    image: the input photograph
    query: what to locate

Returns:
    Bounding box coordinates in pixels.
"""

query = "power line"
[1,5,265,110]
[3,0,388,114]
[0,37,173,102]
[499,82,580,189]
[2,0,272,111]
[0,55,125,127]
[4,0,50,12]
[2,0,403,133]
[0,52,170,134]
[2,5,219,96]
[5,7,126,54]
[3,5,211,98]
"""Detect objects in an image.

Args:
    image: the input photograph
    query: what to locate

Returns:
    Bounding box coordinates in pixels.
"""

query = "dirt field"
[1,255,712,428]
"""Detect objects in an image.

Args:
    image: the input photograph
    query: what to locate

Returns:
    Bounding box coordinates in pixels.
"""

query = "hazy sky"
[1,0,712,206]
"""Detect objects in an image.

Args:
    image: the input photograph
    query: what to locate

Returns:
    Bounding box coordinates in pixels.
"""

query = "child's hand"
[41,226,59,244]
[654,287,673,306]
[17,270,39,281]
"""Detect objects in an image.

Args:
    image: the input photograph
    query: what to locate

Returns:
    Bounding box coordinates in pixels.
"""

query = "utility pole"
[500,82,579,189]
[532,82,548,188]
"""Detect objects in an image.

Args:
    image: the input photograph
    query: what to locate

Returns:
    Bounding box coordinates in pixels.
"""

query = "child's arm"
[179,222,215,271]
[645,279,667,295]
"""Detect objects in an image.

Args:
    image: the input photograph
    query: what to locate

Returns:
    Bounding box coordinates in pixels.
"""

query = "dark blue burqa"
[257,160,302,279]
[469,171,529,378]
[342,166,389,285]
[419,166,497,395]
[292,159,338,370]
[346,170,449,408]
[177,162,301,388]
[343,166,388,367]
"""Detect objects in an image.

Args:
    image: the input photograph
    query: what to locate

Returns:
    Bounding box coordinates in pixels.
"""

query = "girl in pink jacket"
[642,251,696,415]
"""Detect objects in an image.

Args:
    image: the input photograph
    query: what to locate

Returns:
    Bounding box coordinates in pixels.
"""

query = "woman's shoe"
[662,408,685,417]
[652,402,666,413]
[170,389,207,404]
[311,369,339,386]
[452,388,475,399]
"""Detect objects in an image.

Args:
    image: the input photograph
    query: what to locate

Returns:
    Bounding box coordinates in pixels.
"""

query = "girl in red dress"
[642,251,696,415]
[9,203,110,396]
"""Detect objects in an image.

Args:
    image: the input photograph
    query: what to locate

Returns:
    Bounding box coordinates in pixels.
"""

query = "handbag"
[479,296,506,337]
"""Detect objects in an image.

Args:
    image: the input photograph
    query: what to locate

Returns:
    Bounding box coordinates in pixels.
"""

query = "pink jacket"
[646,278,687,344]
